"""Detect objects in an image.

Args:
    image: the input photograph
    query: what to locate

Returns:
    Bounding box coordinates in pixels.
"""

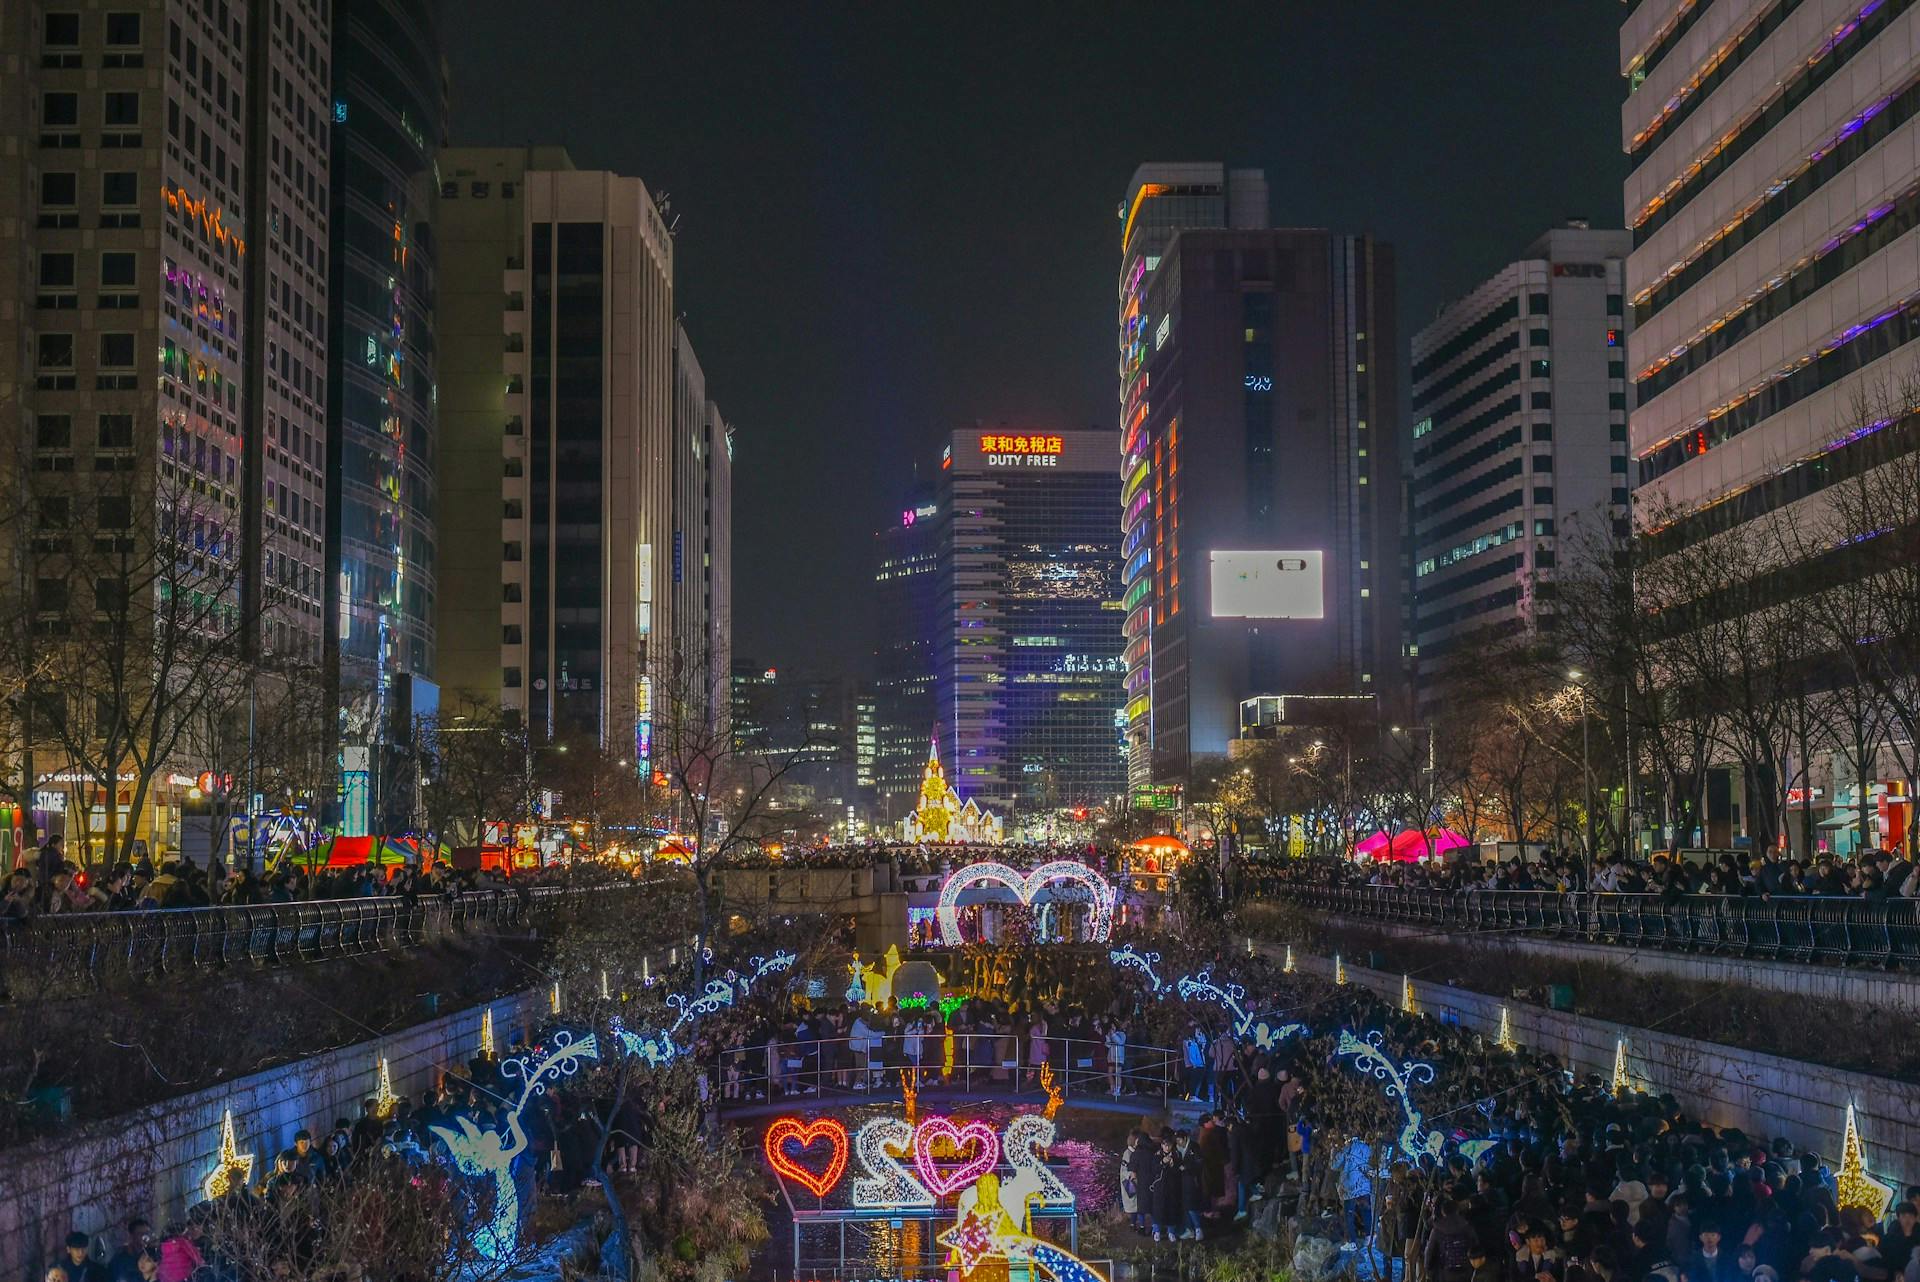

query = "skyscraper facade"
[434,154,678,758]
[1622,2,1920,545]
[1117,164,1269,794]
[326,0,445,828]
[934,428,1127,815]
[872,481,940,819]
[1410,224,1633,715]
[1135,229,1404,786]
[0,1,331,843]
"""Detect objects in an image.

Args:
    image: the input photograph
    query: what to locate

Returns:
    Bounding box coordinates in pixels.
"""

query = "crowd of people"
[1246,847,1920,901]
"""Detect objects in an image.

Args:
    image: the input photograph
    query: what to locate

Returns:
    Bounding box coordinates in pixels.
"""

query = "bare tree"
[0,424,264,866]
[417,697,535,851]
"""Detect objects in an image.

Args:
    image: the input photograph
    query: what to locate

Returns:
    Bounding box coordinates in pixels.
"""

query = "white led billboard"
[1209,551,1324,619]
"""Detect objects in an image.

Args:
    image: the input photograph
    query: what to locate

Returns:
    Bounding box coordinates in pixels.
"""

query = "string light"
[1611,1038,1630,1095]
[1001,1113,1075,1211]
[1175,968,1255,1036]
[1836,1101,1896,1219]
[1401,974,1417,1014]
[914,1116,1000,1197]
[1252,1021,1305,1050]
[1284,944,1295,973]
[940,1206,1108,1282]
[1039,1061,1062,1120]
[202,1107,255,1200]
[1496,1006,1516,1050]
[374,1056,398,1118]
[850,1116,932,1208]
[935,859,1116,945]
[1336,1028,1443,1161]
[1108,943,1164,994]
[479,1008,495,1056]
[763,1116,850,1198]
[1334,954,1347,985]
[600,969,611,1001]
[549,981,561,1014]
[900,1068,918,1126]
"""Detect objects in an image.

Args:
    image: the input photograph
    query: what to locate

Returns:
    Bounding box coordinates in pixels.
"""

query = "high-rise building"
[1,2,331,844]
[933,428,1127,815]
[1134,229,1404,787]
[703,398,734,727]
[326,0,446,830]
[872,481,940,819]
[671,325,733,723]
[1410,224,1633,714]
[1117,164,1270,792]
[433,153,677,759]
[1622,3,1920,549]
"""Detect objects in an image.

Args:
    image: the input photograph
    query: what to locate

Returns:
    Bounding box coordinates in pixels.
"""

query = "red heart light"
[763,1117,850,1198]
[913,1116,1000,1197]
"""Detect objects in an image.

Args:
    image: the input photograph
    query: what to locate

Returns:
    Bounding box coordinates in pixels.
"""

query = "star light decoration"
[202,1107,255,1199]
[1336,1028,1444,1162]
[1176,968,1255,1036]
[1836,1101,1897,1220]
[1108,943,1165,995]
[939,1206,1109,1282]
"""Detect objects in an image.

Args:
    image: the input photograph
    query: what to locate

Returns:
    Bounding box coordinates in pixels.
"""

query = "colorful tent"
[1354,829,1471,861]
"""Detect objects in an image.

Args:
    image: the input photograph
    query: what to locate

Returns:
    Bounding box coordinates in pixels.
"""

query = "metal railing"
[711,1033,1182,1111]
[0,882,645,985]
[1263,883,1920,967]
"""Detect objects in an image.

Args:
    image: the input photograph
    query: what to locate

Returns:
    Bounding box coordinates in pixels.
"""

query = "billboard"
[1209,551,1324,619]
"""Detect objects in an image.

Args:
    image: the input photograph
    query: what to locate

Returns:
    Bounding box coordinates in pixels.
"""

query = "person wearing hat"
[1467,1240,1503,1282]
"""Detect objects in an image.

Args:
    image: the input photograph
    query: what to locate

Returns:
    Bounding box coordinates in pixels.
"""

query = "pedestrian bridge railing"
[1262,883,1920,968]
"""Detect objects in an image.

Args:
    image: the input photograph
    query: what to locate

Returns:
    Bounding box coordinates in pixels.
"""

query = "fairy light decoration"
[374,1056,398,1118]
[1283,944,1295,974]
[1836,1100,1896,1219]
[479,1007,496,1056]
[1334,954,1348,985]
[430,1029,600,1261]
[549,981,562,1014]
[1611,1038,1631,1095]
[1175,968,1255,1036]
[1039,1060,1063,1120]
[202,1108,255,1200]
[1336,1028,1444,1161]
[736,950,797,997]
[1401,974,1418,1014]
[666,978,737,1034]
[1108,943,1165,995]
[1252,1021,1305,1050]
[1497,1006,1516,1050]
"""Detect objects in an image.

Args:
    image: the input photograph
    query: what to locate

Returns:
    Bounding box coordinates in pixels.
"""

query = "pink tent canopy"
[1355,828,1471,861]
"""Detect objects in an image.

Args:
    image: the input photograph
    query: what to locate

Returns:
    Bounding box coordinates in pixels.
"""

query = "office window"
[504,667,522,688]
[104,92,141,126]
[1528,292,1549,315]
[1530,422,1553,441]
[42,172,77,205]
[1530,358,1551,378]
[96,495,132,529]
[100,251,137,287]
[99,333,136,367]
[105,13,141,43]
[1531,454,1553,472]
[37,497,70,530]
[96,578,128,613]
[503,582,523,603]
[37,580,69,613]
[1532,487,1554,505]
[37,333,75,368]
[98,414,134,447]
[44,13,80,45]
[471,181,490,198]
[1530,391,1552,410]
[35,415,73,449]
[1606,294,1623,315]
[39,253,76,288]
[102,172,137,205]
[42,92,79,126]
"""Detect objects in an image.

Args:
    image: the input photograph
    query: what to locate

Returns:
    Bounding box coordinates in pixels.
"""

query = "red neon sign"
[763,1117,849,1197]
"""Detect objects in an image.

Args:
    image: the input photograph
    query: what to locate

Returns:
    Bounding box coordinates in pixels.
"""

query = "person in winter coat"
[1119,1130,1146,1232]
[1427,1199,1480,1282]
[1150,1133,1182,1242]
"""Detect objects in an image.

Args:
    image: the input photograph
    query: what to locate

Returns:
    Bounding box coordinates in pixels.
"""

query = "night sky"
[445,2,1627,680]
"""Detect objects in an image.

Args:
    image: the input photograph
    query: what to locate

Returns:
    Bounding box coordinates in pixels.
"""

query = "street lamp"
[1568,669,1593,881]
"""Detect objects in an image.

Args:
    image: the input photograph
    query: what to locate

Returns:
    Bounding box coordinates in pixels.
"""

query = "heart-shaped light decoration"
[913,1116,1001,1197]
[935,860,1115,946]
[763,1117,849,1198]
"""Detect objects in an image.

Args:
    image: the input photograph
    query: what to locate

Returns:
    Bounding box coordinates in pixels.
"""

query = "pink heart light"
[912,1116,1000,1197]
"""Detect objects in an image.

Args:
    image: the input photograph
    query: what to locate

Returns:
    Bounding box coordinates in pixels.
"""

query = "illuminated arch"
[935,860,1114,946]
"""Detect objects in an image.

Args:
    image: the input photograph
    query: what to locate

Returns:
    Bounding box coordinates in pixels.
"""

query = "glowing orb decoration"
[1336,1028,1443,1162]
[1836,1101,1897,1220]
[1108,943,1164,994]
[202,1107,255,1200]
[850,1116,933,1209]
[935,860,1115,945]
[913,1116,1001,1196]
[763,1116,851,1198]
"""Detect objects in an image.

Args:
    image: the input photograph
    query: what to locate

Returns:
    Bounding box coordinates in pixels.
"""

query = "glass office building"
[932,428,1126,814]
